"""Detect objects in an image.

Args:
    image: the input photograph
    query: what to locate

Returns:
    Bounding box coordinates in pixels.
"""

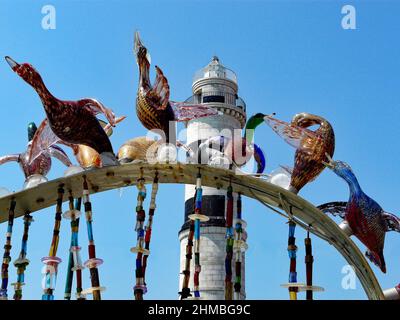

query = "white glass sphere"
[267,167,291,190]
[157,144,177,163]
[209,155,231,169]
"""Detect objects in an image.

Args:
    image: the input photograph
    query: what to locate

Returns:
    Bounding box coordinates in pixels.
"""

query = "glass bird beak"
[134,31,142,55]
[263,113,276,122]
[134,31,151,65]
[322,152,335,169]
[5,56,19,70]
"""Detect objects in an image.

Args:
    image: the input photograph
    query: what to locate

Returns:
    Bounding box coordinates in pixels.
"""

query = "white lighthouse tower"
[178,56,247,300]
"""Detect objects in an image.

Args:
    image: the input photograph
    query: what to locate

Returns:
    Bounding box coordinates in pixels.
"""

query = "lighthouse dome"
[193,56,237,84]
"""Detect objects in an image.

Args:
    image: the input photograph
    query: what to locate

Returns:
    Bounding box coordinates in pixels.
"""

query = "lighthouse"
[178,56,247,300]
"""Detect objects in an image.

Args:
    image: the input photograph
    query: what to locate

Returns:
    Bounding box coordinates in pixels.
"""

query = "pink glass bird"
[0,120,72,186]
[5,56,118,166]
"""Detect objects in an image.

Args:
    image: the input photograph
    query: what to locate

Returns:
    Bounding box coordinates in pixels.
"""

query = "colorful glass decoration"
[0,121,72,189]
[187,172,209,298]
[80,177,105,300]
[190,113,266,174]
[226,113,267,173]
[63,193,85,300]
[233,193,248,300]
[298,230,324,299]
[12,212,33,300]
[287,221,298,300]
[5,56,118,166]
[0,199,16,300]
[131,172,149,300]
[318,156,400,273]
[41,186,64,300]
[263,113,335,193]
[304,231,313,300]
[142,174,159,286]
[134,32,218,144]
[224,184,234,300]
[179,196,196,300]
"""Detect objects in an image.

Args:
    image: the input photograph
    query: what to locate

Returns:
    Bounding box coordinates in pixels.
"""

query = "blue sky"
[0,0,399,300]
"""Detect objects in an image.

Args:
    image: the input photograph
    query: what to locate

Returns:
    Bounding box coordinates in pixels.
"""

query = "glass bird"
[0,120,72,187]
[318,155,400,273]
[134,32,219,144]
[5,56,118,166]
[263,112,335,193]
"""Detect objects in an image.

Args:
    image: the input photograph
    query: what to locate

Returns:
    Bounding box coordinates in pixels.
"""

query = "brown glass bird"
[134,32,218,144]
[5,56,118,166]
[264,112,335,193]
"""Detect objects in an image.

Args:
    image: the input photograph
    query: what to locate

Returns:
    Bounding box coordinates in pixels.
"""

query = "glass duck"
[263,112,335,193]
[134,32,219,144]
[0,121,72,188]
[5,56,118,166]
[318,155,400,273]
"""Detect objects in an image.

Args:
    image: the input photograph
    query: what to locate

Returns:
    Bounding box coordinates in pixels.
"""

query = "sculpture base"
[23,174,48,190]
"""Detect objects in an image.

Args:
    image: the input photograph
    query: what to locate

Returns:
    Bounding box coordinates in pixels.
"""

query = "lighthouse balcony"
[184,92,246,113]
[184,93,246,126]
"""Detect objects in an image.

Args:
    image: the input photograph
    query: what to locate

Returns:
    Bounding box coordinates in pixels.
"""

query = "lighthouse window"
[203,95,225,103]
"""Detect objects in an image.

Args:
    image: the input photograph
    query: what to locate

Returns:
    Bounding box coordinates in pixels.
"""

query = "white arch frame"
[0,163,385,300]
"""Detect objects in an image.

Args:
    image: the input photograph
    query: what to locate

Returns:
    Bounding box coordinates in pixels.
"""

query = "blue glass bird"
[318,154,400,273]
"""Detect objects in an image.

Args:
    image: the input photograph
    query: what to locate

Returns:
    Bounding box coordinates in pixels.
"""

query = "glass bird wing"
[79,98,116,127]
[383,212,400,232]
[0,154,19,165]
[170,101,220,122]
[102,116,126,136]
[317,201,347,219]
[146,66,170,111]
[264,115,322,154]
[48,145,72,167]
[28,118,61,165]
